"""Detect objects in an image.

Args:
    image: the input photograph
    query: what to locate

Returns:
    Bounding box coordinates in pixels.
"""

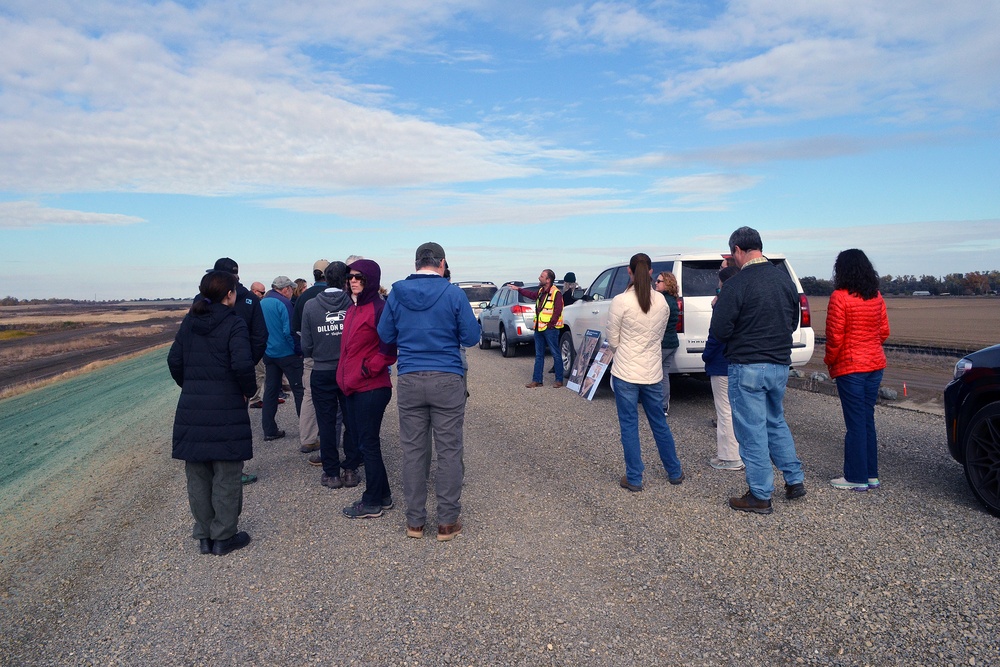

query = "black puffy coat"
[168,303,257,462]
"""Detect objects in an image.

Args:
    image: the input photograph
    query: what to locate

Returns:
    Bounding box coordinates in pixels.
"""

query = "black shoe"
[199,538,213,555]
[263,430,285,441]
[342,468,360,488]
[784,482,807,500]
[729,491,773,515]
[211,531,251,556]
[668,471,684,485]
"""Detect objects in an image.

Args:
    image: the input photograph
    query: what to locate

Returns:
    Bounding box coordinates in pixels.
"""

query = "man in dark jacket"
[207,258,267,485]
[300,261,361,490]
[210,258,267,364]
[709,227,806,515]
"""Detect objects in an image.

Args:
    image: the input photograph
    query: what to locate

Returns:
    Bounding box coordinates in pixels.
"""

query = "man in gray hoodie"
[300,261,361,490]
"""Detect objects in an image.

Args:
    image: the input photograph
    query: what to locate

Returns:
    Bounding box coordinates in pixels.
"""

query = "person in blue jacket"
[168,270,256,556]
[377,242,480,541]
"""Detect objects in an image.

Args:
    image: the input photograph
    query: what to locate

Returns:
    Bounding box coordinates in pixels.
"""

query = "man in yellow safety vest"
[507,269,565,389]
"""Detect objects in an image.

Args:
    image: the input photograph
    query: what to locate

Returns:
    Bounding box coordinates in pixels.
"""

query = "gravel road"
[1,346,997,666]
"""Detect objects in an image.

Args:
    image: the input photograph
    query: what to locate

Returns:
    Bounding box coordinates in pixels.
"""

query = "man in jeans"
[709,226,806,514]
[506,269,565,389]
[377,242,480,541]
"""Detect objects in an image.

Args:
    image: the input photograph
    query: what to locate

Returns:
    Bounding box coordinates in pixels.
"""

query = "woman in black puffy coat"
[168,270,257,556]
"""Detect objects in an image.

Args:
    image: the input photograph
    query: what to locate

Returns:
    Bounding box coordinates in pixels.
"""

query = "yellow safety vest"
[535,287,563,331]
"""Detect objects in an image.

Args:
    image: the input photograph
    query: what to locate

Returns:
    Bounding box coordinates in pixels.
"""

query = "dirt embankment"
[0,302,188,397]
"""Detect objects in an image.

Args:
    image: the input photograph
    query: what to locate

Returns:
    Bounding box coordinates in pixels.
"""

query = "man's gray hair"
[728,226,763,254]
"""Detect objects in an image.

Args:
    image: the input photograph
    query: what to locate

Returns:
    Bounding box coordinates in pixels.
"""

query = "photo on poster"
[566,329,602,393]
[581,340,614,400]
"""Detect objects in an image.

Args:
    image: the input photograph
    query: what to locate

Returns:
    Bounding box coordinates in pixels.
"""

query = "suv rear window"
[681,260,726,297]
[462,285,498,302]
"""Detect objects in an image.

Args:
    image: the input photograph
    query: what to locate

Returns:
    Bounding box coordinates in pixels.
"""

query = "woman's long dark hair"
[832,248,879,300]
[630,253,653,313]
[192,270,237,315]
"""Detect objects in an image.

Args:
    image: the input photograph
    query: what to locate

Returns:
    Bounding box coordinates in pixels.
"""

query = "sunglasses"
[348,273,365,282]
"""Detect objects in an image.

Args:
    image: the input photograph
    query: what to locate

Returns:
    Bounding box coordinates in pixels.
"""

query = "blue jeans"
[728,363,803,500]
[344,387,392,506]
[614,378,682,485]
[533,327,563,384]
[311,369,360,476]
[836,370,883,484]
[262,354,304,436]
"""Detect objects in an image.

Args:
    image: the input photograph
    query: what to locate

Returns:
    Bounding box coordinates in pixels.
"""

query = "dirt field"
[0,302,187,397]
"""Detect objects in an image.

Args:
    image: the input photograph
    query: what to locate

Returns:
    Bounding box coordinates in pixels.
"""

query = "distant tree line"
[0,296,183,306]
[800,271,1000,296]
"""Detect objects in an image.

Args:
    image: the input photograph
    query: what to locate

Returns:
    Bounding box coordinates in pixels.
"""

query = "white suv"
[558,253,815,377]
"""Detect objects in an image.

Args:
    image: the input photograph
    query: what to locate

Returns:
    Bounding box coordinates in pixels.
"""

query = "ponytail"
[192,271,237,315]
[630,253,652,313]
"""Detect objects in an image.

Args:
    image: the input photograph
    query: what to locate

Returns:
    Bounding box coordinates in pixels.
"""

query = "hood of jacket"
[349,259,383,307]
[312,287,353,313]
[191,302,237,336]
[390,273,452,312]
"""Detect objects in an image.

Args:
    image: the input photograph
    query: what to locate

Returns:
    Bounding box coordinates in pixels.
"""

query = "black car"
[944,343,1000,516]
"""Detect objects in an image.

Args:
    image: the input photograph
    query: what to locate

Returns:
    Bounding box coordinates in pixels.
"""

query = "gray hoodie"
[300,288,354,371]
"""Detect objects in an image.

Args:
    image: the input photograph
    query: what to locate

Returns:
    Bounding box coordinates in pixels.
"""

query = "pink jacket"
[823,289,890,378]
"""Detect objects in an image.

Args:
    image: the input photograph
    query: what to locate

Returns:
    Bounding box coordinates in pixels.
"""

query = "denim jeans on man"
[311,369,360,477]
[344,387,392,506]
[532,327,563,384]
[614,378,683,485]
[262,353,304,437]
[836,369,883,484]
[728,363,804,500]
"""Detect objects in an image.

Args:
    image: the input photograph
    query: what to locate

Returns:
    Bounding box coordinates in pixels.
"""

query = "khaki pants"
[299,356,319,446]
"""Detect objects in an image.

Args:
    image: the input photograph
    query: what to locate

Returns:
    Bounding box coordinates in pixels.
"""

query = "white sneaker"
[709,457,745,471]
[867,477,881,489]
[830,477,868,492]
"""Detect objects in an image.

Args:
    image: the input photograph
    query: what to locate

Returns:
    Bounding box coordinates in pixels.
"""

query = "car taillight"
[799,294,811,328]
[511,305,532,314]
[675,297,684,334]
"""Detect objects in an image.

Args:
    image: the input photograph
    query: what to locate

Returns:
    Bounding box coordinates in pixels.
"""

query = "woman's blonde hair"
[657,271,678,297]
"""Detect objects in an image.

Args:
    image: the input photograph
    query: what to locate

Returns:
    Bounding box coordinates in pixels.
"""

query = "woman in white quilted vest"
[607,253,685,492]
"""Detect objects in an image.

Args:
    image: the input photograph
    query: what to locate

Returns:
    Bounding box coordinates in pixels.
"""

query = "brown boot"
[728,490,773,515]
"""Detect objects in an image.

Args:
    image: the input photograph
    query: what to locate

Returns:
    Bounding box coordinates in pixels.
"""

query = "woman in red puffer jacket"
[824,249,890,493]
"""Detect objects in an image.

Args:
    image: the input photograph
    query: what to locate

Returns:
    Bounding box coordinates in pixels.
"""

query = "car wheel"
[479,329,492,349]
[500,328,516,358]
[559,330,575,378]
[963,402,1000,517]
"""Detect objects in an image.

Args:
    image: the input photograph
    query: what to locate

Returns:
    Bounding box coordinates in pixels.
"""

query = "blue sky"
[1,0,998,300]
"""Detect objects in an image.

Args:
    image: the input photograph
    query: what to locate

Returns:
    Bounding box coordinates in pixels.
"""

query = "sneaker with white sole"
[830,477,868,492]
[867,478,880,489]
[710,457,745,471]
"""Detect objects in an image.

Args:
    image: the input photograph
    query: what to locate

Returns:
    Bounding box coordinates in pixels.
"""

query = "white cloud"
[650,173,762,204]
[0,201,145,229]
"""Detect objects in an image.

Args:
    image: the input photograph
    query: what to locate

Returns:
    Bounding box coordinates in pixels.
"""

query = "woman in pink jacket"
[824,249,890,492]
[337,259,398,519]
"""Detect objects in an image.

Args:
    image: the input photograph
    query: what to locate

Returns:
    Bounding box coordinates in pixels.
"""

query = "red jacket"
[823,289,890,378]
[337,299,397,396]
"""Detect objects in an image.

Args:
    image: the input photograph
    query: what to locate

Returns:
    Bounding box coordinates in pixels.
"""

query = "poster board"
[579,339,614,400]
[566,329,601,393]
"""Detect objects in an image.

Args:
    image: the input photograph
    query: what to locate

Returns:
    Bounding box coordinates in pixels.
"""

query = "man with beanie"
[377,242,480,541]
[291,259,331,454]
[300,262,361,490]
